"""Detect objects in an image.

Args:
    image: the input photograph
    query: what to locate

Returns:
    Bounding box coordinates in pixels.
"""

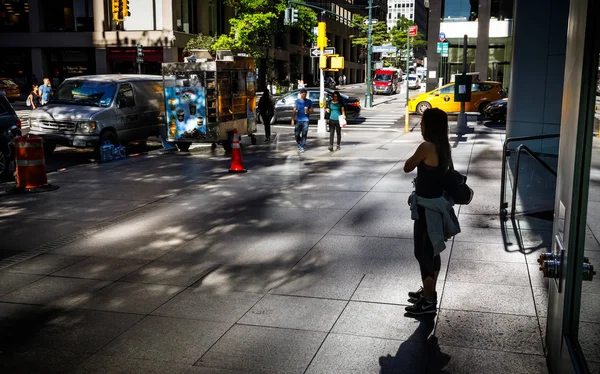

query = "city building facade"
[0,0,387,94]
[386,0,427,36]
[425,0,513,91]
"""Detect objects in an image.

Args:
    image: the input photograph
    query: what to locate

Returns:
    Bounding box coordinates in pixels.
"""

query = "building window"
[491,0,513,20]
[43,0,93,32]
[443,0,479,21]
[0,0,29,32]
[174,0,197,34]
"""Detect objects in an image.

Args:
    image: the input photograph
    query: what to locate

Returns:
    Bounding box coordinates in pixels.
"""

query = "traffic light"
[111,0,121,22]
[284,8,291,25]
[318,55,345,71]
[291,8,298,24]
[317,22,327,49]
[120,0,131,20]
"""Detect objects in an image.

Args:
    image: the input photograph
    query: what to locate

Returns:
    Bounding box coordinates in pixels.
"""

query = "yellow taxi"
[0,78,21,102]
[408,81,504,114]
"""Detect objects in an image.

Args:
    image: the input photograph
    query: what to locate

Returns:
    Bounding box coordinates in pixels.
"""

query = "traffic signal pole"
[318,13,327,134]
[365,0,373,108]
[404,34,410,133]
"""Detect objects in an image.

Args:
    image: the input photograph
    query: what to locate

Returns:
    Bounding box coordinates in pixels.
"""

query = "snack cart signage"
[165,86,207,140]
[246,72,256,132]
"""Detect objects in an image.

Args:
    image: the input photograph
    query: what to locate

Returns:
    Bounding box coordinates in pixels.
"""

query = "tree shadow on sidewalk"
[379,314,451,374]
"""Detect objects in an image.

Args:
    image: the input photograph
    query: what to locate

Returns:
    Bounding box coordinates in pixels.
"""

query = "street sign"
[408,26,418,37]
[375,62,384,69]
[436,42,449,56]
[363,19,378,25]
[373,46,397,53]
[439,32,446,42]
[136,56,144,64]
[310,47,335,57]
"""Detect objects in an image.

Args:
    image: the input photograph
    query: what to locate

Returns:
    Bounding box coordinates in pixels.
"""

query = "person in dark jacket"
[403,108,453,316]
[257,89,275,141]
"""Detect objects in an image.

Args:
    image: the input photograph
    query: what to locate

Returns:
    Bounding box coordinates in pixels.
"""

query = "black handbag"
[443,162,474,205]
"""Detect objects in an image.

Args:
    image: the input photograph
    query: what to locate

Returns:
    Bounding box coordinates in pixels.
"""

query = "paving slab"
[450,240,527,263]
[332,301,435,342]
[160,231,324,267]
[122,260,217,286]
[304,334,406,374]
[351,272,426,305]
[195,324,326,373]
[53,257,149,281]
[152,288,262,323]
[72,355,201,374]
[0,272,43,297]
[239,294,346,332]
[293,235,416,274]
[446,258,530,286]
[269,269,364,300]
[437,344,548,373]
[73,281,184,314]
[246,189,366,210]
[0,276,111,308]
[22,309,143,353]
[441,281,536,316]
[0,347,90,374]
[4,253,87,275]
[330,205,414,238]
[193,264,294,294]
[435,309,544,355]
[98,315,230,365]
[0,218,90,251]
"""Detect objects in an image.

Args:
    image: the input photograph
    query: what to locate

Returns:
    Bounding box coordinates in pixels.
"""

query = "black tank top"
[416,162,445,198]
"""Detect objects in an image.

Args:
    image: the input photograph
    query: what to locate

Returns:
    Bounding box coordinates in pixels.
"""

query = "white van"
[407,74,421,89]
[28,75,165,154]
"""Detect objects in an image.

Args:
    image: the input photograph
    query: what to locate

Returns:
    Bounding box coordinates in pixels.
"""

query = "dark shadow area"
[379,315,451,374]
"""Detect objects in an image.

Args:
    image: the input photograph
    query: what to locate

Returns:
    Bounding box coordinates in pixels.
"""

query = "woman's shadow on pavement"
[379,314,451,374]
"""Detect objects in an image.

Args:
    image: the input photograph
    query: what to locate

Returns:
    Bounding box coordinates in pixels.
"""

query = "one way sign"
[310,47,335,57]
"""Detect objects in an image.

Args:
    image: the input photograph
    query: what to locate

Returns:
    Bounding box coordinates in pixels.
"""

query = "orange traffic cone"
[229,129,247,173]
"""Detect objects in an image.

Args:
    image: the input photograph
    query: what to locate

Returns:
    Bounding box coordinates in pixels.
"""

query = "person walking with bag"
[26,84,41,110]
[258,89,274,141]
[403,108,460,316]
[326,91,345,152]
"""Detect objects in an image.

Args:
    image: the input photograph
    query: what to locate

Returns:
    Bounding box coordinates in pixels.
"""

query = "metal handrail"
[500,134,560,218]
[510,144,558,221]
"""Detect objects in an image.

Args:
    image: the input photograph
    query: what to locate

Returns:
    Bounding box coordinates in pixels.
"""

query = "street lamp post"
[365,0,373,108]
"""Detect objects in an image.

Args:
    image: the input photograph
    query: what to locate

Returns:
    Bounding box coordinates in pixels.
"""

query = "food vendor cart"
[161,52,257,151]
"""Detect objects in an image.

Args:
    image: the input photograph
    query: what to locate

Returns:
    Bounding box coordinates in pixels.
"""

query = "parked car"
[0,93,22,179]
[483,98,508,122]
[0,78,21,102]
[263,88,361,124]
[408,81,505,114]
[407,74,421,89]
[28,75,164,155]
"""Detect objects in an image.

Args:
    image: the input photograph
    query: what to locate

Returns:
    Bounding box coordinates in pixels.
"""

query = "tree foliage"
[389,16,427,52]
[350,15,390,48]
[184,34,217,54]
[211,0,316,57]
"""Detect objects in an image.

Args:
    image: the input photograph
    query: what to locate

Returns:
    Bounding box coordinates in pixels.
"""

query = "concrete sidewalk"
[0,119,549,373]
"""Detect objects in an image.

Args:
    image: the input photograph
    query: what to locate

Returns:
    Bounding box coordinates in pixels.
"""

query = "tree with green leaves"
[350,14,390,59]
[389,16,427,61]
[184,34,217,54]
[212,0,316,86]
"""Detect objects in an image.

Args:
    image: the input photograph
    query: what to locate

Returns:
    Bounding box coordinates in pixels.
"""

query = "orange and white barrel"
[14,135,48,189]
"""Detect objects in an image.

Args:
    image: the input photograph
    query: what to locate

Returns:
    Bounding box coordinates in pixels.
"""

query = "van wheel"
[176,142,191,152]
[416,102,431,114]
[99,131,118,146]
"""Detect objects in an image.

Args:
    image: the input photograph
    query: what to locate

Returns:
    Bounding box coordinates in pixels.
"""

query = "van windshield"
[50,81,117,107]
[374,74,392,82]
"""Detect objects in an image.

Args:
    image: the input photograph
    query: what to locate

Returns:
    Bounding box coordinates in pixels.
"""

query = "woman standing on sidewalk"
[326,91,345,152]
[403,108,458,316]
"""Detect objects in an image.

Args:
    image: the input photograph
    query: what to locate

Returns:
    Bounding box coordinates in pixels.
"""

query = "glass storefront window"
[0,0,30,32]
[443,0,479,21]
[174,0,197,34]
